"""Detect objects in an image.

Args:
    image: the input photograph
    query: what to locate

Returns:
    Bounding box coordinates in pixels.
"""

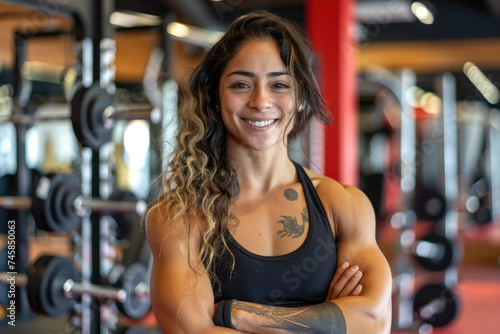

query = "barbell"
[0,173,146,234]
[413,283,459,328]
[0,255,151,319]
[412,233,460,272]
[0,84,161,150]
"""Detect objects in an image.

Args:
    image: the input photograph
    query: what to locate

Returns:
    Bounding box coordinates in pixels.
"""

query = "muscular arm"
[232,301,346,333]
[147,209,248,333]
[333,186,392,334]
[229,183,392,334]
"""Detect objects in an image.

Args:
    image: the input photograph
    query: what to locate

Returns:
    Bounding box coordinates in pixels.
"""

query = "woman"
[147,10,392,333]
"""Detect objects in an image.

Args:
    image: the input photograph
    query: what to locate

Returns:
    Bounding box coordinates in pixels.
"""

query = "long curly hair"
[149,10,332,287]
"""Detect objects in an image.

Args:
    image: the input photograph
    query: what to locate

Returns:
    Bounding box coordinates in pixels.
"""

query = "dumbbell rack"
[362,68,462,332]
[0,0,160,333]
[397,72,462,331]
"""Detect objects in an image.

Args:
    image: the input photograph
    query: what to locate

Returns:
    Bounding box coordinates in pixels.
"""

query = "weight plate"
[50,174,81,232]
[110,190,139,240]
[32,174,81,233]
[47,257,77,315]
[414,234,458,272]
[71,85,113,150]
[27,255,52,314]
[414,284,459,327]
[33,255,76,317]
[31,175,55,231]
[414,188,447,222]
[116,263,151,319]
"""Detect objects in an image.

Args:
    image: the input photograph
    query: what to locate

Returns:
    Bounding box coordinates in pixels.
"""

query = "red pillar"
[306,0,359,186]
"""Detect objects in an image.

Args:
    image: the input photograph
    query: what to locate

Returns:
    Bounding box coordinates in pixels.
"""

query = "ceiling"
[0,0,500,103]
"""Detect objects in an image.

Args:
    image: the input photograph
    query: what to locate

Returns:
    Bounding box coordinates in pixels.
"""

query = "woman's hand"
[326,262,363,300]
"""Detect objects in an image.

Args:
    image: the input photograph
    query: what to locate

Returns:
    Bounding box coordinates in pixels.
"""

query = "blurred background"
[0,0,499,333]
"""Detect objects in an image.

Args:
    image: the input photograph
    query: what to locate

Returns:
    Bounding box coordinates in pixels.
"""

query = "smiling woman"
[219,40,296,152]
[146,10,392,334]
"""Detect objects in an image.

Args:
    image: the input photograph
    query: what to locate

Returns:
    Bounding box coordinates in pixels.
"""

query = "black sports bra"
[213,161,338,307]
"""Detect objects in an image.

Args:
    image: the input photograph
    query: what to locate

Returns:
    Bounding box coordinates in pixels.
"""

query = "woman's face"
[218,39,296,153]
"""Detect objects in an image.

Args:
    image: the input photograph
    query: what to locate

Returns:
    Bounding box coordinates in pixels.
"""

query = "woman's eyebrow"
[226,70,291,78]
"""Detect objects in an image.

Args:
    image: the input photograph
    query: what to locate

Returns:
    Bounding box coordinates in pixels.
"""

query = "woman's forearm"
[231,301,346,334]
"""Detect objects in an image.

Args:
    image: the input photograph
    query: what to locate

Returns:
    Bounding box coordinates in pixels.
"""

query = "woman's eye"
[231,82,249,88]
[273,82,290,89]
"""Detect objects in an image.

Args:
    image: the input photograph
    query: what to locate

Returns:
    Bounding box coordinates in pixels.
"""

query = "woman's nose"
[249,85,272,111]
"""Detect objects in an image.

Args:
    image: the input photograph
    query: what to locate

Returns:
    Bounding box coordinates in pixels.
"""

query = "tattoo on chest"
[277,207,309,238]
[284,188,298,201]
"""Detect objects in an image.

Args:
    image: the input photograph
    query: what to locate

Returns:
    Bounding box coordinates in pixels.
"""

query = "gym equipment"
[0,255,151,319]
[412,234,459,271]
[0,173,146,233]
[107,263,151,320]
[71,85,161,150]
[413,188,447,222]
[413,283,459,328]
[0,84,161,151]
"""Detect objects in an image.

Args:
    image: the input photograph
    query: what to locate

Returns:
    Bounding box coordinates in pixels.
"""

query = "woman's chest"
[230,187,311,257]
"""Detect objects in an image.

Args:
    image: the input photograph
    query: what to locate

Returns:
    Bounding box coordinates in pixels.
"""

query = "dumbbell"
[414,188,447,222]
[412,233,459,271]
[413,283,459,327]
[0,173,146,234]
[0,84,161,150]
[0,255,151,319]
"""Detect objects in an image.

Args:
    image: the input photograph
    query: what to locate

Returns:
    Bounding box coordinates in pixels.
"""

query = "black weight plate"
[46,174,68,232]
[36,255,75,316]
[33,174,80,233]
[50,174,81,232]
[414,188,447,222]
[473,206,492,225]
[47,257,77,314]
[89,92,113,141]
[27,255,52,314]
[70,86,86,144]
[414,234,458,272]
[110,190,139,240]
[71,85,113,150]
[31,174,56,231]
[413,284,459,327]
[72,86,95,149]
[117,263,151,319]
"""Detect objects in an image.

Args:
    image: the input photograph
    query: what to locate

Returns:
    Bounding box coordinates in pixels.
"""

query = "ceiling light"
[411,2,434,25]
[166,22,224,48]
[166,22,190,38]
[110,11,162,28]
[464,61,500,105]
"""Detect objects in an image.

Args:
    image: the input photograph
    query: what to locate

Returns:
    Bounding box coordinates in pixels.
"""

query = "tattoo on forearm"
[233,302,346,334]
[277,207,308,238]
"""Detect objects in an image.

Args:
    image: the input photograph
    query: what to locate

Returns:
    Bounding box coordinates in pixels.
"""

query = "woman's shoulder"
[146,206,204,260]
[301,166,372,216]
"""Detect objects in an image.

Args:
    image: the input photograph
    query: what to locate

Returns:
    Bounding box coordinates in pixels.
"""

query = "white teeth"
[244,119,276,127]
